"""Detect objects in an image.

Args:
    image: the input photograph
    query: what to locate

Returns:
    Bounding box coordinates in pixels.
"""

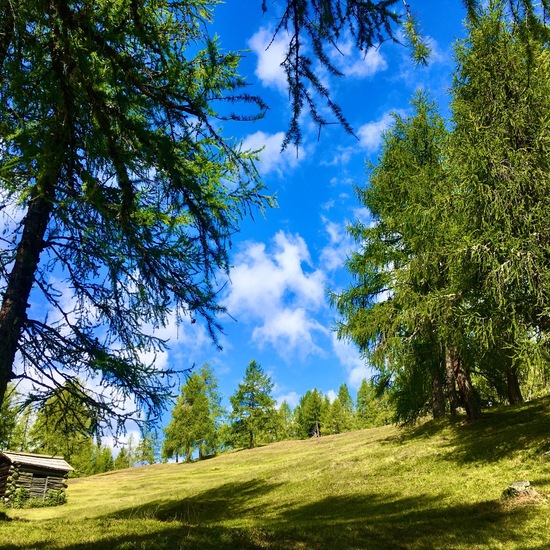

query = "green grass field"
[1,397,549,549]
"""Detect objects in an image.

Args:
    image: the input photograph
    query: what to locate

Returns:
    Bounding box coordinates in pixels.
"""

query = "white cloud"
[325,111,402,166]
[357,112,395,153]
[242,131,304,176]
[223,231,327,359]
[275,391,300,408]
[326,389,338,403]
[252,307,328,354]
[341,46,387,78]
[320,217,353,272]
[248,27,289,93]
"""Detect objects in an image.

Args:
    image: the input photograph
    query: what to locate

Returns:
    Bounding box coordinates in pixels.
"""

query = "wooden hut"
[0,451,73,505]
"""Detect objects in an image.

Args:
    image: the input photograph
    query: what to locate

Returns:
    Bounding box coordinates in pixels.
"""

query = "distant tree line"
[0,381,160,476]
[0,364,395,473]
[160,360,395,461]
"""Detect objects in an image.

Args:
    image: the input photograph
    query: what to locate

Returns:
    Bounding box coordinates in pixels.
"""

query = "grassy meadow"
[1,396,549,549]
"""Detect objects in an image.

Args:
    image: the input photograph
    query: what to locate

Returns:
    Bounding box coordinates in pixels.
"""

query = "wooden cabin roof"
[0,451,74,472]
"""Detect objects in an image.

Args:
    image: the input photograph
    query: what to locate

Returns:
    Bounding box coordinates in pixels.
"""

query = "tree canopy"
[332,1,550,423]
[230,360,276,449]
[0,0,273,430]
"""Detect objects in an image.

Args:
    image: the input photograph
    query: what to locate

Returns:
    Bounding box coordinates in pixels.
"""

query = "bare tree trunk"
[506,365,524,404]
[249,429,255,449]
[445,348,459,416]
[450,349,481,422]
[313,421,320,438]
[0,187,55,407]
[431,374,445,419]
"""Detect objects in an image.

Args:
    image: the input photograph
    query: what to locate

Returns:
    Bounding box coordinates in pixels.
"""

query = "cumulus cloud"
[223,231,327,359]
[340,46,387,78]
[320,216,354,272]
[275,390,301,408]
[248,27,289,93]
[325,111,401,166]
[242,131,304,176]
[357,112,395,153]
[326,389,338,403]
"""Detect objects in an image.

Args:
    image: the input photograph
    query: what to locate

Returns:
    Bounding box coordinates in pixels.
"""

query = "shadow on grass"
[106,478,284,524]
[4,482,545,549]
[402,395,550,465]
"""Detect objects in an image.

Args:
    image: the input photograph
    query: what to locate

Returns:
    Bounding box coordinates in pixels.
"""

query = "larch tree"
[355,378,393,428]
[294,388,325,437]
[330,92,473,421]
[0,0,274,431]
[28,379,99,467]
[333,1,550,423]
[448,1,550,404]
[162,370,214,462]
[0,384,20,449]
[229,360,275,449]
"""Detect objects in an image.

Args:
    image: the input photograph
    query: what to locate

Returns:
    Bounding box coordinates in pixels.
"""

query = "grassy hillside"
[1,397,549,549]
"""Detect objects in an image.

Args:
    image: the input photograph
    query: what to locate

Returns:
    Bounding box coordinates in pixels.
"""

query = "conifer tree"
[0,0,427,428]
[0,0,272,429]
[29,380,100,464]
[273,401,294,442]
[447,1,550,403]
[230,360,276,449]
[294,389,325,438]
[0,384,20,449]
[162,371,215,462]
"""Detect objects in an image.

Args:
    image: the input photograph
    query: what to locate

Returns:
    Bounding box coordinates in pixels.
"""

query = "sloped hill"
[1,397,549,549]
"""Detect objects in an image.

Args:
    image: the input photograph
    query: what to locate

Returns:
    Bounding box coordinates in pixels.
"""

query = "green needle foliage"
[229,360,276,449]
[333,1,550,424]
[265,0,430,147]
[162,364,222,462]
[0,0,273,430]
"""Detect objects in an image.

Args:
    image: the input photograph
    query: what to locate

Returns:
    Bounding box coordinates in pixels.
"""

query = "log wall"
[0,459,69,505]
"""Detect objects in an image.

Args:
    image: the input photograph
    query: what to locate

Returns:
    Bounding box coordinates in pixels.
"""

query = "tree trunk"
[431,374,445,419]
[506,365,524,405]
[445,348,459,416]
[0,188,55,407]
[249,429,254,449]
[451,349,482,422]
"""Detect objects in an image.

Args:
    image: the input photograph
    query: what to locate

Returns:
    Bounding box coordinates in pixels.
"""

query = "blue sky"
[151,0,469,415]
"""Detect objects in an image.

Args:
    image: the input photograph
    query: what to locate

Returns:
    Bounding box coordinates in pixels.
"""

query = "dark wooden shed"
[0,451,73,505]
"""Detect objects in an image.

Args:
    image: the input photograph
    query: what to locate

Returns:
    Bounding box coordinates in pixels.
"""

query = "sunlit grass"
[1,397,549,549]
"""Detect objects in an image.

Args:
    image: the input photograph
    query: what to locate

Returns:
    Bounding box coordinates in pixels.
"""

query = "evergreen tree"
[230,361,276,449]
[294,389,325,438]
[162,372,214,462]
[331,91,464,422]
[0,384,20,449]
[447,1,550,404]
[323,398,345,435]
[197,364,225,457]
[136,427,160,465]
[114,447,131,470]
[273,401,294,442]
[0,0,426,427]
[356,378,394,428]
[8,406,34,453]
[29,380,99,465]
[332,2,550,422]
[0,0,273,428]
[93,444,115,474]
